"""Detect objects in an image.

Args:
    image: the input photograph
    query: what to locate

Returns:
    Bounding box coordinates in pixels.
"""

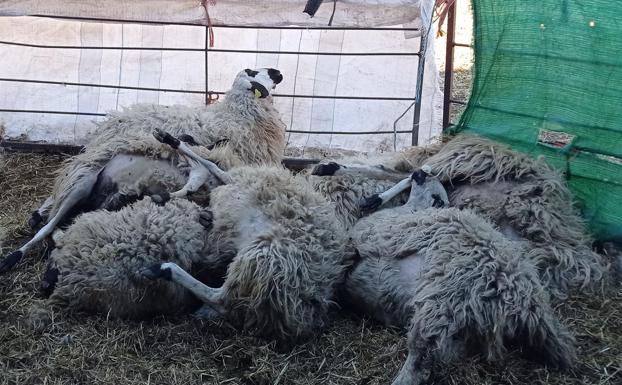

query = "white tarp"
[0,0,422,27]
[0,0,442,152]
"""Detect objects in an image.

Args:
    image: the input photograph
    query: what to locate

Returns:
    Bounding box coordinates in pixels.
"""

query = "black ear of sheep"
[250,81,270,98]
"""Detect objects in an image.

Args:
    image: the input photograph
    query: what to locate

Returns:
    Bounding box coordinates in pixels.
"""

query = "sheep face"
[235,68,283,98]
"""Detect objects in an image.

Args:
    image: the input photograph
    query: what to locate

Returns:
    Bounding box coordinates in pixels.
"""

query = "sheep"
[312,134,607,299]
[37,197,218,319]
[0,68,286,274]
[344,170,576,385]
[36,130,349,343]
[303,143,443,229]
[139,132,350,342]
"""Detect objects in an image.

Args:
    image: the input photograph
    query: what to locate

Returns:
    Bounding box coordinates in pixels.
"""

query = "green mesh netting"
[454,0,622,240]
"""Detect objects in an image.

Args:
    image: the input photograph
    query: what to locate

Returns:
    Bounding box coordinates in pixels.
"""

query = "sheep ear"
[249,81,269,98]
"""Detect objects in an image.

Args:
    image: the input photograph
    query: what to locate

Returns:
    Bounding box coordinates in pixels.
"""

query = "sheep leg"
[153,128,232,185]
[359,177,412,212]
[29,196,54,229]
[170,156,210,198]
[312,161,406,180]
[0,172,98,274]
[142,262,225,313]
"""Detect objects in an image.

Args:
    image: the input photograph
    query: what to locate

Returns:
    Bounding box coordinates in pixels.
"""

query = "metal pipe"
[0,78,417,101]
[0,40,419,56]
[442,0,457,129]
[204,25,209,105]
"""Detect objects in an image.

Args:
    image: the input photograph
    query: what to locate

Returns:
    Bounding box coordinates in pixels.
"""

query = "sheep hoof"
[40,267,59,297]
[28,211,44,230]
[178,134,199,146]
[359,194,383,213]
[153,128,180,149]
[150,192,170,206]
[311,162,341,176]
[198,210,214,231]
[411,169,428,185]
[432,194,445,208]
[140,264,172,281]
[0,250,23,274]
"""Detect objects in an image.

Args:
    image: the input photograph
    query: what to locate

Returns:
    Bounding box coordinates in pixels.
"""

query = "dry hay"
[0,152,620,385]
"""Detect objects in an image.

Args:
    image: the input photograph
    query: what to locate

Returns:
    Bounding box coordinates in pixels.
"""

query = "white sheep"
[38,197,216,319]
[0,68,286,274]
[141,135,350,342]
[35,130,349,343]
[311,134,608,299]
[344,170,576,385]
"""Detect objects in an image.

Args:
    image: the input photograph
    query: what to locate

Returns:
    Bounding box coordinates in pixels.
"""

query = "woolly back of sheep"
[423,134,608,299]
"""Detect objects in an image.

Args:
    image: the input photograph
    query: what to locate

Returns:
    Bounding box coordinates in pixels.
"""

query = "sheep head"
[233,68,283,99]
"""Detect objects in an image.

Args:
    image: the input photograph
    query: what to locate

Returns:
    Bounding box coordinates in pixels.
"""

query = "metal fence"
[0,14,429,151]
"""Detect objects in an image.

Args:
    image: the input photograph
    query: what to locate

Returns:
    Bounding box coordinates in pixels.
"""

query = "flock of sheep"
[0,68,614,385]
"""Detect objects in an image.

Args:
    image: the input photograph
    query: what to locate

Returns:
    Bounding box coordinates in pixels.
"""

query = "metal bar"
[449,99,466,105]
[0,40,419,56]
[442,0,457,130]
[0,40,204,51]
[0,140,323,170]
[0,78,417,100]
[0,108,106,116]
[0,78,205,94]
[411,29,429,146]
[204,26,209,105]
[194,48,420,56]
[453,42,471,48]
[30,15,420,31]
[273,93,415,101]
[286,129,413,135]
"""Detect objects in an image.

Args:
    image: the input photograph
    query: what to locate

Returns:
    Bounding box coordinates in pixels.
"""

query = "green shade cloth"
[454,0,622,240]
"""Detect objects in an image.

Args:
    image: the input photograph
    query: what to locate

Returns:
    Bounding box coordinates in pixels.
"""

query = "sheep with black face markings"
[34,131,349,344]
[1,68,286,274]
[343,170,576,385]
[311,134,608,299]
[139,136,350,342]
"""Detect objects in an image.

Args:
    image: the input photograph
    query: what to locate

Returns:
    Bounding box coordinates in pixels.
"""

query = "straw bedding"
[0,152,620,385]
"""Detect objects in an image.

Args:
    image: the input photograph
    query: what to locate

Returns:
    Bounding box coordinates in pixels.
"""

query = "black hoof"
[150,191,171,206]
[198,210,214,231]
[359,194,383,213]
[153,129,180,149]
[40,267,59,297]
[178,134,199,146]
[140,264,172,281]
[0,250,24,274]
[311,162,341,176]
[28,211,44,230]
[411,169,428,185]
[432,194,445,208]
